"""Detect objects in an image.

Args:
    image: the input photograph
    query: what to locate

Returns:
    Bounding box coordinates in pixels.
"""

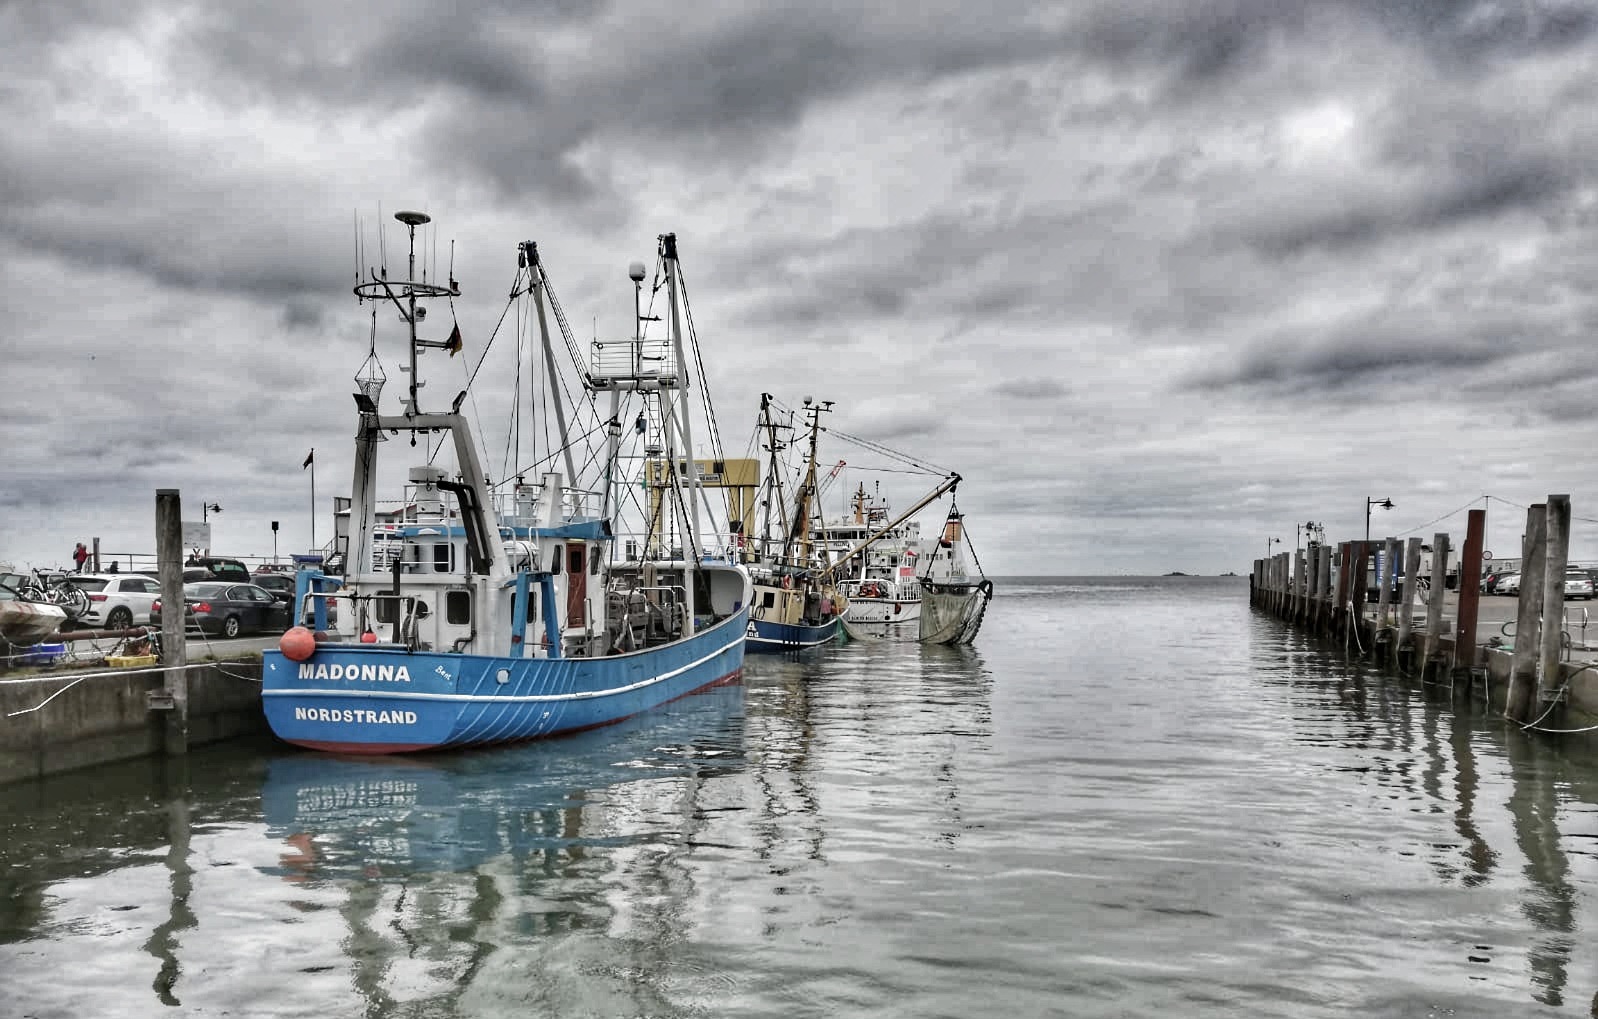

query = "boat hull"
[842,597,921,624]
[746,615,838,653]
[261,607,748,754]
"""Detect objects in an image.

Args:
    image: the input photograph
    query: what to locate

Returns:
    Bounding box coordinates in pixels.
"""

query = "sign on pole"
[181,521,212,551]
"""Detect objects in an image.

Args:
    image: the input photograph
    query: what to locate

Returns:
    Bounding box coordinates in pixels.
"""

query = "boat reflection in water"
[260,684,745,882]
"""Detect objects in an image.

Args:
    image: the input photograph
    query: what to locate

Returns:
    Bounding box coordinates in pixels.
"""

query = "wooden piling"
[1425,533,1450,664]
[1452,510,1485,675]
[1303,546,1316,626]
[1397,536,1423,649]
[1334,542,1353,638]
[1506,504,1547,722]
[155,489,188,756]
[1293,549,1307,621]
[1376,536,1400,629]
[91,536,101,573]
[1350,541,1370,634]
[1317,544,1333,634]
[1537,495,1571,708]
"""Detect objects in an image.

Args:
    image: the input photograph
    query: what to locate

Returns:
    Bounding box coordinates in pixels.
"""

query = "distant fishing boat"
[742,394,844,652]
[261,217,750,753]
[817,475,960,627]
[915,506,993,646]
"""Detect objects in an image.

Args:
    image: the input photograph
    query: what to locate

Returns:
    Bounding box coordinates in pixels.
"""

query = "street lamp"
[202,502,222,522]
[1267,536,1281,558]
[1365,497,1393,542]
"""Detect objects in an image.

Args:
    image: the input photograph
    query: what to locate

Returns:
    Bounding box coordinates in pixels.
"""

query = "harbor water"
[5,576,1598,1016]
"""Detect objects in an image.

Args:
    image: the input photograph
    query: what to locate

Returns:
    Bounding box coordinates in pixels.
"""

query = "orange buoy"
[280,626,316,661]
[360,631,378,643]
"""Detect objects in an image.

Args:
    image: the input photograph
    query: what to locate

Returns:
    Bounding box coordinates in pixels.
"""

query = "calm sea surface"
[6,576,1598,1017]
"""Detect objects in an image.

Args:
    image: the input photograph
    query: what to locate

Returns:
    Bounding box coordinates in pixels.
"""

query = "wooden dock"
[1252,495,1598,731]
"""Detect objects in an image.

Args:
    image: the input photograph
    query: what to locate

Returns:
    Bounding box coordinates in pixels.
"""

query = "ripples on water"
[4,576,1598,1016]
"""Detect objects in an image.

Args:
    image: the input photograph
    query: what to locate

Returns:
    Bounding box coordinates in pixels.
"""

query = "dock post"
[1537,495,1571,710]
[1377,536,1400,628]
[1350,541,1370,648]
[1397,536,1423,656]
[1334,542,1352,639]
[92,536,101,573]
[1318,544,1333,634]
[1452,509,1486,682]
[1424,533,1450,679]
[1506,504,1547,722]
[1292,549,1306,621]
[1275,553,1287,616]
[155,489,188,756]
[1305,546,1321,627]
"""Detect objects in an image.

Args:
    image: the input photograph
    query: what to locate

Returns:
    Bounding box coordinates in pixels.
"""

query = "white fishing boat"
[914,506,993,646]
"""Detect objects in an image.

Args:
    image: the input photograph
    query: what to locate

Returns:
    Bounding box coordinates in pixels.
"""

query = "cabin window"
[375,596,397,624]
[551,545,563,575]
[509,588,539,625]
[568,544,585,575]
[591,550,601,575]
[762,591,775,609]
[446,590,471,625]
[433,542,453,573]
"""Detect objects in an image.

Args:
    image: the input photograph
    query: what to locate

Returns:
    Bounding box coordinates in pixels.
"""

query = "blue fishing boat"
[743,394,843,653]
[262,217,750,753]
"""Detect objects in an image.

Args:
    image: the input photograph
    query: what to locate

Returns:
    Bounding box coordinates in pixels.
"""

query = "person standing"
[72,542,88,573]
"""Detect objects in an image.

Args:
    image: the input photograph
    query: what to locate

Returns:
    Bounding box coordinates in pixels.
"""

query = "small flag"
[302,449,314,469]
[445,323,462,357]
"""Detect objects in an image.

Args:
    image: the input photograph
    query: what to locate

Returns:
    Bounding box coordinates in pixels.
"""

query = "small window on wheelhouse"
[591,550,601,575]
[446,590,471,624]
[551,545,562,575]
[375,597,397,624]
[568,545,585,575]
[433,543,453,573]
[509,589,540,625]
[762,591,775,609]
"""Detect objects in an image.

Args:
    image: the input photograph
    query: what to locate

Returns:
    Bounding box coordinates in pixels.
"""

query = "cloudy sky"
[5,0,1598,577]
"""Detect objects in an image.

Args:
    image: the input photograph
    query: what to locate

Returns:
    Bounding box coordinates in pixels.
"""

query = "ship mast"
[759,393,791,563]
[785,397,831,570]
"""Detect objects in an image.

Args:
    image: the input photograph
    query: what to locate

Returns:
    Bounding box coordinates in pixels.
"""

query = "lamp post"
[1365,497,1393,542]
[202,502,221,523]
[1267,536,1281,558]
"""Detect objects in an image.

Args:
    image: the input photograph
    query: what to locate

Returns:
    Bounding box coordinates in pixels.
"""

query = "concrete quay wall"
[0,660,266,786]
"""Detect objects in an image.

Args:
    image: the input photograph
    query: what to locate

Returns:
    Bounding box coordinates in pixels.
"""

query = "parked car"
[251,571,339,625]
[185,557,253,583]
[1481,572,1510,595]
[150,582,291,637]
[1497,574,1521,596]
[1566,571,1594,600]
[251,571,296,604]
[62,573,160,629]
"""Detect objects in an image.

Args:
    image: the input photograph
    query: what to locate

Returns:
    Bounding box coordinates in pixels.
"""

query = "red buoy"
[360,631,378,644]
[279,626,316,661]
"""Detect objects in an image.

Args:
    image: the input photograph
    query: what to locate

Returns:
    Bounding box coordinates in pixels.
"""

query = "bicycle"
[18,569,91,622]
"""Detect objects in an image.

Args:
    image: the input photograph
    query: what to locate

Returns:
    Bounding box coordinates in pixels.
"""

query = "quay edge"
[0,659,265,786]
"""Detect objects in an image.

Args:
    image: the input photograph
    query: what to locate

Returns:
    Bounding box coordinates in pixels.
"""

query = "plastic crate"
[19,642,66,665]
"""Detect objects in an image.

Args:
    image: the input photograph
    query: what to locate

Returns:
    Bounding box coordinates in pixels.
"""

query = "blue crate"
[18,642,66,665]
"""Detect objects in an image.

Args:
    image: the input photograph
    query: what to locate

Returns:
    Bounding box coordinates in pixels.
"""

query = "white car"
[65,573,160,629]
[1566,572,1594,600]
[1496,574,1521,596]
